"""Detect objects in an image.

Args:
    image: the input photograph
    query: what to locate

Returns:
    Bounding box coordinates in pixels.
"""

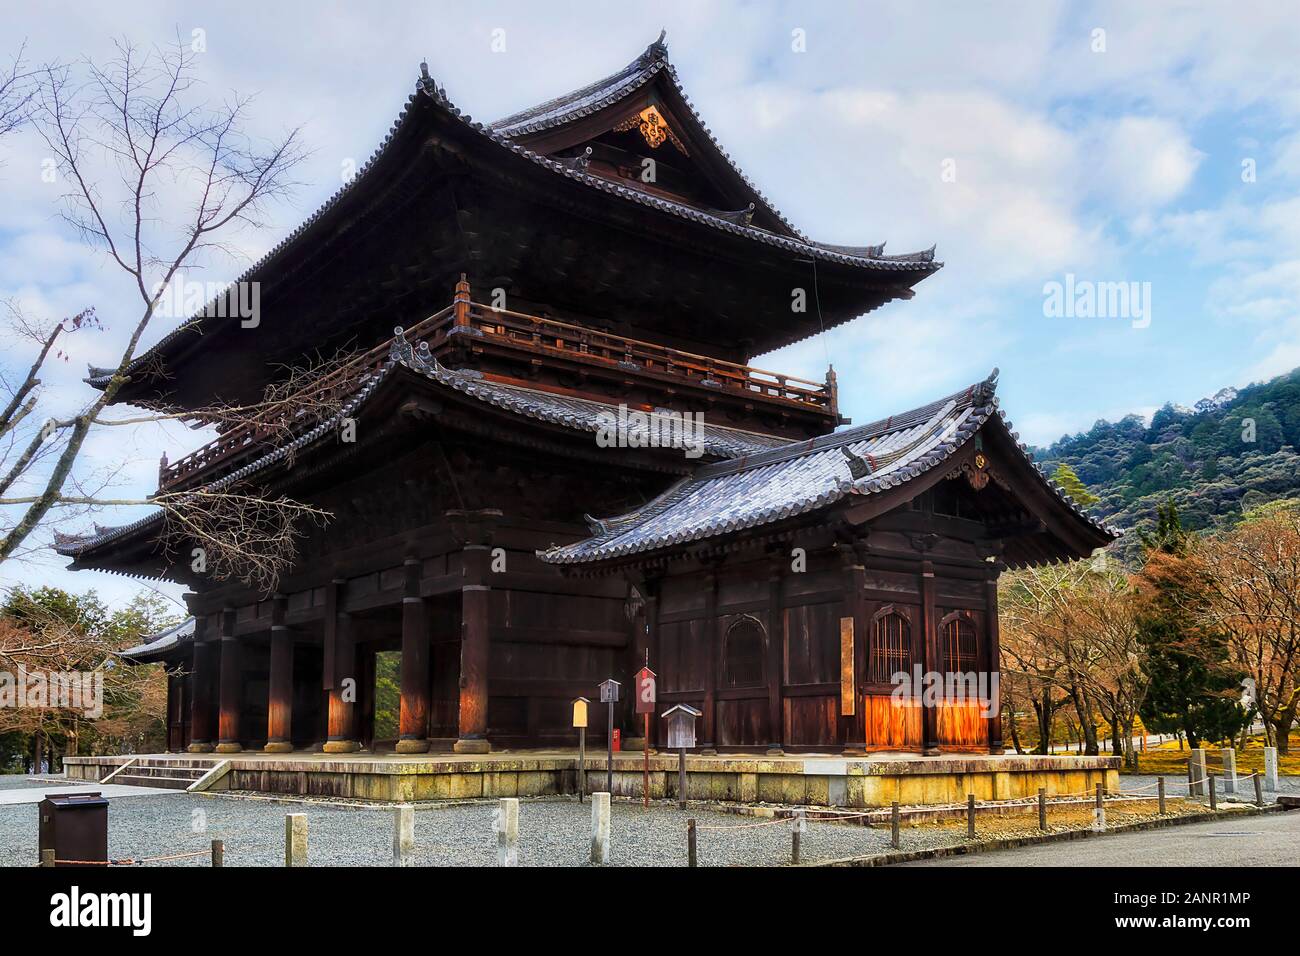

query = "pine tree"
[1051,461,1100,508]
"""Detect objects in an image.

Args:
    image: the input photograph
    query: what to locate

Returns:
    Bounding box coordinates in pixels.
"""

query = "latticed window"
[868,612,911,683]
[723,617,766,688]
[943,616,978,674]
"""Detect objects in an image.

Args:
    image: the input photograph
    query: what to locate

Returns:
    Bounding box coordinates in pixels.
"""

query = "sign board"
[572,696,589,728]
[634,666,657,714]
[840,617,855,716]
[662,703,702,750]
[599,678,621,703]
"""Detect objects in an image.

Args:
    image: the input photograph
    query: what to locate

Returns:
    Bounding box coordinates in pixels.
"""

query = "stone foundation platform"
[63,750,1119,806]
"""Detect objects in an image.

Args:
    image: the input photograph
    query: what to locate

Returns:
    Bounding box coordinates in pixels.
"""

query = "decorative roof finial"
[971,367,1000,407]
[647,29,669,59]
[840,444,872,481]
[420,60,430,81]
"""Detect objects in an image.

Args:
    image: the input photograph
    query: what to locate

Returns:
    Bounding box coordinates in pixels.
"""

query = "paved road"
[0,776,182,805]
[902,809,1300,867]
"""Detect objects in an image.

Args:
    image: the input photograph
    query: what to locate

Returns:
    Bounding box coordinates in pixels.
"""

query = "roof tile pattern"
[540,372,1119,565]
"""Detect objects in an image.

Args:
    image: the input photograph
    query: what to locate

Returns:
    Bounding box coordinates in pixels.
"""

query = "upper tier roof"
[92,34,939,408]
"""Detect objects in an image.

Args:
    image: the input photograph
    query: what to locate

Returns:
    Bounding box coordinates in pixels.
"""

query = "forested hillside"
[1033,367,1300,557]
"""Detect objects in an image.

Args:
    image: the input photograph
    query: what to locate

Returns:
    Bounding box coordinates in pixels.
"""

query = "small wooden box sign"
[662,704,702,750]
[840,617,855,717]
[634,666,657,714]
[572,696,589,729]
[599,678,621,704]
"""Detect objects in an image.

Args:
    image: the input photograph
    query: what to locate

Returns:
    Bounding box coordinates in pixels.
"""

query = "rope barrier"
[50,847,215,866]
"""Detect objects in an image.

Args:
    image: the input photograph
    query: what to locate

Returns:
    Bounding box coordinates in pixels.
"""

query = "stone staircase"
[103,756,217,791]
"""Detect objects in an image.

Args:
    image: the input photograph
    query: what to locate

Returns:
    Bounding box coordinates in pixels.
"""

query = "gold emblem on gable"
[615,105,687,154]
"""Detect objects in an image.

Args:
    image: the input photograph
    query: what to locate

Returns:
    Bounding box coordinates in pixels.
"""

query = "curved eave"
[98,55,938,400]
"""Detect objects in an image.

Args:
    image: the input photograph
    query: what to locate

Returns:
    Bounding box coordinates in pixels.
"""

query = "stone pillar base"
[187,742,214,754]
[766,747,785,756]
[395,738,430,754]
[264,741,294,754]
[453,737,490,754]
[843,746,867,756]
[322,739,360,754]
[922,746,942,756]
[214,742,243,754]
[988,746,1005,756]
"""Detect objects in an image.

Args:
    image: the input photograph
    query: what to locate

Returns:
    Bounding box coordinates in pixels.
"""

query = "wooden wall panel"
[659,619,706,693]
[936,700,990,749]
[717,698,769,747]
[783,603,839,685]
[782,695,836,746]
[863,694,922,749]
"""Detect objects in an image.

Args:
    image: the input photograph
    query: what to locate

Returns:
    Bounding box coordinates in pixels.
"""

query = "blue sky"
[2,0,1299,610]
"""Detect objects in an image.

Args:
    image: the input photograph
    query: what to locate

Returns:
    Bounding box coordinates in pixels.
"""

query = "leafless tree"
[0,36,340,591]
[0,41,35,139]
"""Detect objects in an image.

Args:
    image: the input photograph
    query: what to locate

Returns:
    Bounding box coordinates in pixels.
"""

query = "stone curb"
[813,803,1285,867]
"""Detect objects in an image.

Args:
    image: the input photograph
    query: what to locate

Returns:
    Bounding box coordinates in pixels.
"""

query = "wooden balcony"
[158,288,835,491]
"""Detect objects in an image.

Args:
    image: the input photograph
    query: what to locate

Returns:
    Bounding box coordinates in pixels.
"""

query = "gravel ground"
[0,793,953,867]
[1,774,1282,867]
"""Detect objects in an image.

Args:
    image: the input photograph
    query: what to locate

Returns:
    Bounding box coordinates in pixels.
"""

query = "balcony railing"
[445,301,834,410]
[159,286,834,490]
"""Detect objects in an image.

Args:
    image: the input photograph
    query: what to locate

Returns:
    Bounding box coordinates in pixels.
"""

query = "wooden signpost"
[599,678,620,795]
[573,696,589,803]
[662,703,702,809]
[635,664,656,807]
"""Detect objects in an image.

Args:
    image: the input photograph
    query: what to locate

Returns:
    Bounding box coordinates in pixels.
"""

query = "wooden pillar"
[187,616,215,752]
[985,573,1005,754]
[215,608,243,753]
[324,611,359,752]
[766,558,785,754]
[397,557,431,753]
[265,594,294,753]
[453,273,472,328]
[841,545,867,754]
[920,561,940,755]
[455,543,491,753]
[701,565,718,753]
[165,670,181,752]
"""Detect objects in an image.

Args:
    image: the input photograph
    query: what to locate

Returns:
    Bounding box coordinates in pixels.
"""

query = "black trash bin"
[38,791,109,867]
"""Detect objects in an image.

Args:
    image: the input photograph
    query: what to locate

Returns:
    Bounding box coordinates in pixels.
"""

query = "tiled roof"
[119,617,195,661]
[539,371,1119,565]
[90,37,938,392]
[491,30,807,240]
[57,338,791,559]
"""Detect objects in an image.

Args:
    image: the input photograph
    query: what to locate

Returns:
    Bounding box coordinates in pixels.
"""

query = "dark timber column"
[324,579,360,753]
[841,546,868,754]
[455,542,491,754]
[766,557,785,754]
[985,571,1005,753]
[397,557,431,753]
[920,561,941,755]
[215,608,242,754]
[265,594,294,753]
[187,616,214,752]
[700,565,719,753]
[165,670,181,752]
